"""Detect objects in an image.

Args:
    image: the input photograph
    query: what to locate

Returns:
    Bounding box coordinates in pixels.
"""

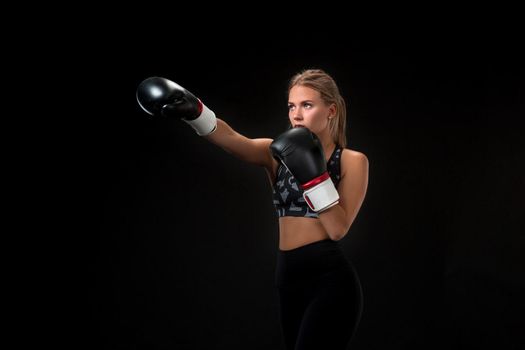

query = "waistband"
[278,238,339,254]
[276,239,352,287]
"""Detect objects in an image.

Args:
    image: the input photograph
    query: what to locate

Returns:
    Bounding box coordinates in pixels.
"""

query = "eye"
[303,103,312,109]
[287,104,295,110]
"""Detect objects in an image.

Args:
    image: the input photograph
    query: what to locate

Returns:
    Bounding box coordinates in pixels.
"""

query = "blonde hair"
[288,69,348,148]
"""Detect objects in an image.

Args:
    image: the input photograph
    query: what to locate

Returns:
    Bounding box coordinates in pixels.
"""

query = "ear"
[328,103,337,118]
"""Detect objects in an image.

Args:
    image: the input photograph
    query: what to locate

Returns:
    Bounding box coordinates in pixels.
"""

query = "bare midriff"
[278,216,330,251]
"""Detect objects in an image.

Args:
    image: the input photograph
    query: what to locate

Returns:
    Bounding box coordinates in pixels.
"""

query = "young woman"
[137,69,369,349]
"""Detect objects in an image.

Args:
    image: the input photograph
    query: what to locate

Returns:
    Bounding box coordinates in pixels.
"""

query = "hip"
[275,238,359,288]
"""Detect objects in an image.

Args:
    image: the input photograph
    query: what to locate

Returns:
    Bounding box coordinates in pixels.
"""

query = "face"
[288,85,335,134]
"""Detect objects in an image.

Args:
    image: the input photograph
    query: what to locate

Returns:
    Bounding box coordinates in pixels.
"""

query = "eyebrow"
[288,100,315,104]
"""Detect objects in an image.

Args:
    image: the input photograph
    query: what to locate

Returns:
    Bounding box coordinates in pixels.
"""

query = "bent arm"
[318,152,369,240]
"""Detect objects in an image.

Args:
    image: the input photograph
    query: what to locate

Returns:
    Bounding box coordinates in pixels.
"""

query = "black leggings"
[275,239,363,350]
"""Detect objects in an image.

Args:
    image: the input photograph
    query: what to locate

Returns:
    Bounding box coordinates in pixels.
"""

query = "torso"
[277,216,329,251]
[265,144,352,251]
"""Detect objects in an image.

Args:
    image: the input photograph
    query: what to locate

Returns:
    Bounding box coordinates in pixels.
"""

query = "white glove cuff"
[183,102,217,136]
[303,177,340,213]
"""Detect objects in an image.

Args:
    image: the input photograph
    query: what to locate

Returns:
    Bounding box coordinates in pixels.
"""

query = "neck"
[313,128,335,156]
[319,136,336,156]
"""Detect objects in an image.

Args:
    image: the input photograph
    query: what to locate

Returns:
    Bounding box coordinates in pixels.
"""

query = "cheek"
[309,108,326,122]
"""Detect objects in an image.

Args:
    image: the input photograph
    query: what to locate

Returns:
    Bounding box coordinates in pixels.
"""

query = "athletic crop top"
[271,145,343,218]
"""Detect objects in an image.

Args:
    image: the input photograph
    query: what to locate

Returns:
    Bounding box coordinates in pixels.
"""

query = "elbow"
[331,234,343,242]
[330,233,344,242]
[332,224,351,241]
[329,227,348,241]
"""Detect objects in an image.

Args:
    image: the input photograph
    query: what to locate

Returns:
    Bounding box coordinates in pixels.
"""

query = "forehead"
[288,85,321,101]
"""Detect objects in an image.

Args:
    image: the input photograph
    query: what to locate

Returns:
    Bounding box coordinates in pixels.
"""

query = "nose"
[292,116,303,126]
[291,108,302,119]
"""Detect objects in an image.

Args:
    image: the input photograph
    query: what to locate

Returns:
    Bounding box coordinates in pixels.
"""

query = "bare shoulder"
[340,148,369,177]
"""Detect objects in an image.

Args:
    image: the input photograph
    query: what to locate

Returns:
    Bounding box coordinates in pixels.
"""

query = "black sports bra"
[271,146,343,218]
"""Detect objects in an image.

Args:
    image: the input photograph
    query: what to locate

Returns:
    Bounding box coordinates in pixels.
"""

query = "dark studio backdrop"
[77,28,524,349]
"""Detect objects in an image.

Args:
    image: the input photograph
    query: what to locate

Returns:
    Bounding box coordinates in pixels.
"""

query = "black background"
[56,19,525,350]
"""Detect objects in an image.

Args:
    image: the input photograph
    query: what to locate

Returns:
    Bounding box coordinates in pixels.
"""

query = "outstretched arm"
[136,77,274,169]
[203,118,274,168]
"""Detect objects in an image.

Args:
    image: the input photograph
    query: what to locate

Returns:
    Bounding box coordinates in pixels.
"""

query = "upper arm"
[228,133,275,169]
[202,118,276,171]
[338,150,369,231]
